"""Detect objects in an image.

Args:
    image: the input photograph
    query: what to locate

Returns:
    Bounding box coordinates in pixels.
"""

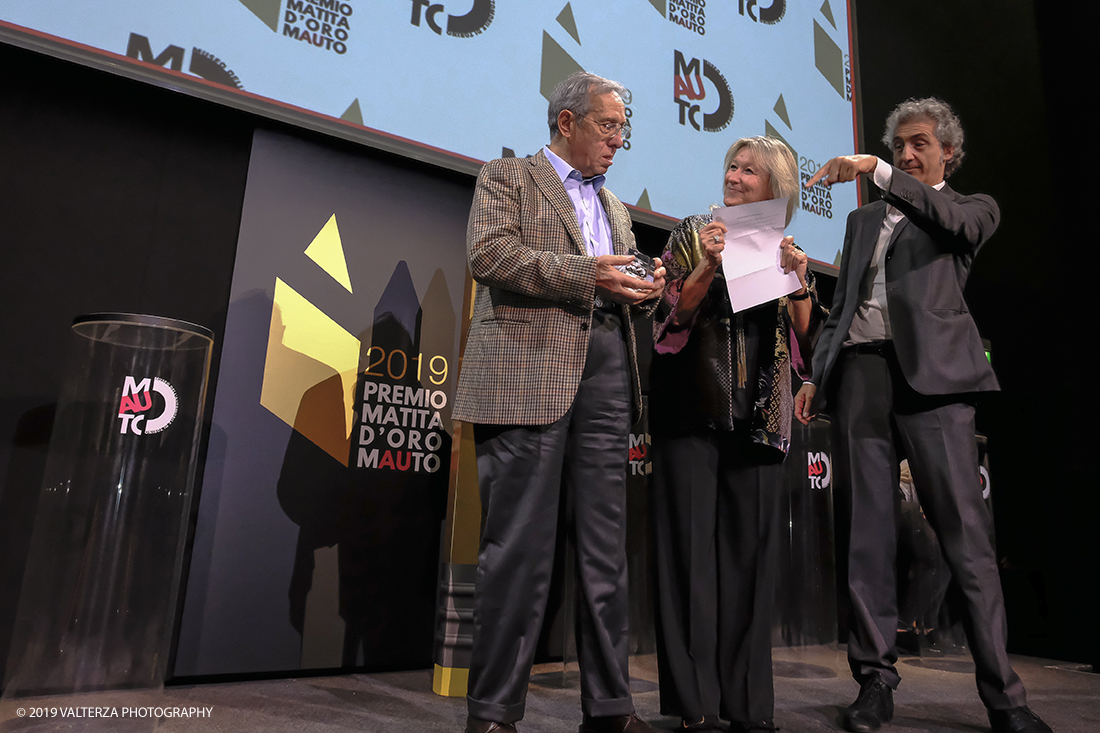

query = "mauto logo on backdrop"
[125,33,244,89]
[673,50,733,132]
[118,376,179,435]
[408,0,494,37]
[234,0,356,54]
[283,0,354,54]
[739,0,786,25]
[667,0,707,35]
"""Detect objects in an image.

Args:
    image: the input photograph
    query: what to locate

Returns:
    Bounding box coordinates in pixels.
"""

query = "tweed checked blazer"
[453,149,645,426]
[810,166,1000,411]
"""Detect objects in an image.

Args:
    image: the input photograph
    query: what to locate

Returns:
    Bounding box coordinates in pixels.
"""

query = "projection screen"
[1,1,858,264]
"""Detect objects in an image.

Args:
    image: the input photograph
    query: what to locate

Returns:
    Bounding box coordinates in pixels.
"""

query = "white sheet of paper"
[711,197,801,312]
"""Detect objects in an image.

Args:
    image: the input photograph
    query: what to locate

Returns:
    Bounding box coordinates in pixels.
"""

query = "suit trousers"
[466,308,634,723]
[649,428,781,726]
[831,343,1026,710]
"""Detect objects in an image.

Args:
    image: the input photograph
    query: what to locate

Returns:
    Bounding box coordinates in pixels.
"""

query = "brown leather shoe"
[578,712,658,733]
[465,716,518,733]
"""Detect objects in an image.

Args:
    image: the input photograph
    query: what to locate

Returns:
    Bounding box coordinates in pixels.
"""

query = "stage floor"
[2,646,1096,732]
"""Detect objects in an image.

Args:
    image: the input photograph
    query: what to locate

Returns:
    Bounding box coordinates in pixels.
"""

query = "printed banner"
[173,129,471,676]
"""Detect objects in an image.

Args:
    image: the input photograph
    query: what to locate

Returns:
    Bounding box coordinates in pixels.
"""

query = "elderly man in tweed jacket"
[454,72,666,733]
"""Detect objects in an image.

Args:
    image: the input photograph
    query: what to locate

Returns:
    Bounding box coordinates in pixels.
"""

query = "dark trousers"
[897,500,951,631]
[466,309,634,723]
[832,344,1026,710]
[650,428,781,725]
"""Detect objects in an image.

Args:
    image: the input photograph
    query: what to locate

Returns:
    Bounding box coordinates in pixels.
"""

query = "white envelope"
[711,197,801,312]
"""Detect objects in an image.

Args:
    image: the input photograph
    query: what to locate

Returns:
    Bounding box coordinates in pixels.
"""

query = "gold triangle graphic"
[305,214,353,293]
[260,278,360,466]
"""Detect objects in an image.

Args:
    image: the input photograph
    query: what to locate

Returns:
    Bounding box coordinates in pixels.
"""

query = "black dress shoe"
[578,712,658,733]
[841,676,894,732]
[989,707,1053,733]
[465,716,518,733]
[680,716,725,731]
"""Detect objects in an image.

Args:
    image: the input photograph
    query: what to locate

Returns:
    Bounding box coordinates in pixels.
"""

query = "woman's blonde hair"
[722,136,799,225]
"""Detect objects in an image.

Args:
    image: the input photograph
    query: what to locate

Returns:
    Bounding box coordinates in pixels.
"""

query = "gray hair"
[548,71,628,139]
[881,97,966,178]
[722,136,799,225]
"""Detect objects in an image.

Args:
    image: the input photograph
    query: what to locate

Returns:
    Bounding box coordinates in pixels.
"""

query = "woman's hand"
[671,220,726,325]
[697,220,728,268]
[779,236,808,291]
[781,236,814,344]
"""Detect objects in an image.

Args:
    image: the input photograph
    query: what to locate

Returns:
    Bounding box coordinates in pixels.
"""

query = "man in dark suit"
[794,98,1052,733]
[453,71,665,733]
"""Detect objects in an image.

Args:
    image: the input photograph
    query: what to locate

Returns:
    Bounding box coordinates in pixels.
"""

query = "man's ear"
[556,109,575,139]
[941,144,955,165]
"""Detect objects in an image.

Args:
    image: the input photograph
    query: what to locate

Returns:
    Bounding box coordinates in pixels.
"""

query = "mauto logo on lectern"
[117,376,179,435]
[807,451,831,489]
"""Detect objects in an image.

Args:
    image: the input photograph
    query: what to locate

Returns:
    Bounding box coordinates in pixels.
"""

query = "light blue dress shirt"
[543,146,614,258]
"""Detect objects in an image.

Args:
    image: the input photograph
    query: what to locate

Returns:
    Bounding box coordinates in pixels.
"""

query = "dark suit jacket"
[810,166,1000,410]
[453,149,645,425]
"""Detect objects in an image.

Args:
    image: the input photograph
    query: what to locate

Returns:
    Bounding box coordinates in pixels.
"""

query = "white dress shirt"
[845,158,946,345]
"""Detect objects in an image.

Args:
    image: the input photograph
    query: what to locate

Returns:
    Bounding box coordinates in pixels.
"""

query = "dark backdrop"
[852,0,1095,666]
[0,0,1094,686]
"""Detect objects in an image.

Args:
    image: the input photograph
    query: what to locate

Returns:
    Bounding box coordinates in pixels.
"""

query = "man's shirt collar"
[544,146,606,192]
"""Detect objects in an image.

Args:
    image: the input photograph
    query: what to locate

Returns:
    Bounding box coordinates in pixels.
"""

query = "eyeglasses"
[577,115,631,140]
